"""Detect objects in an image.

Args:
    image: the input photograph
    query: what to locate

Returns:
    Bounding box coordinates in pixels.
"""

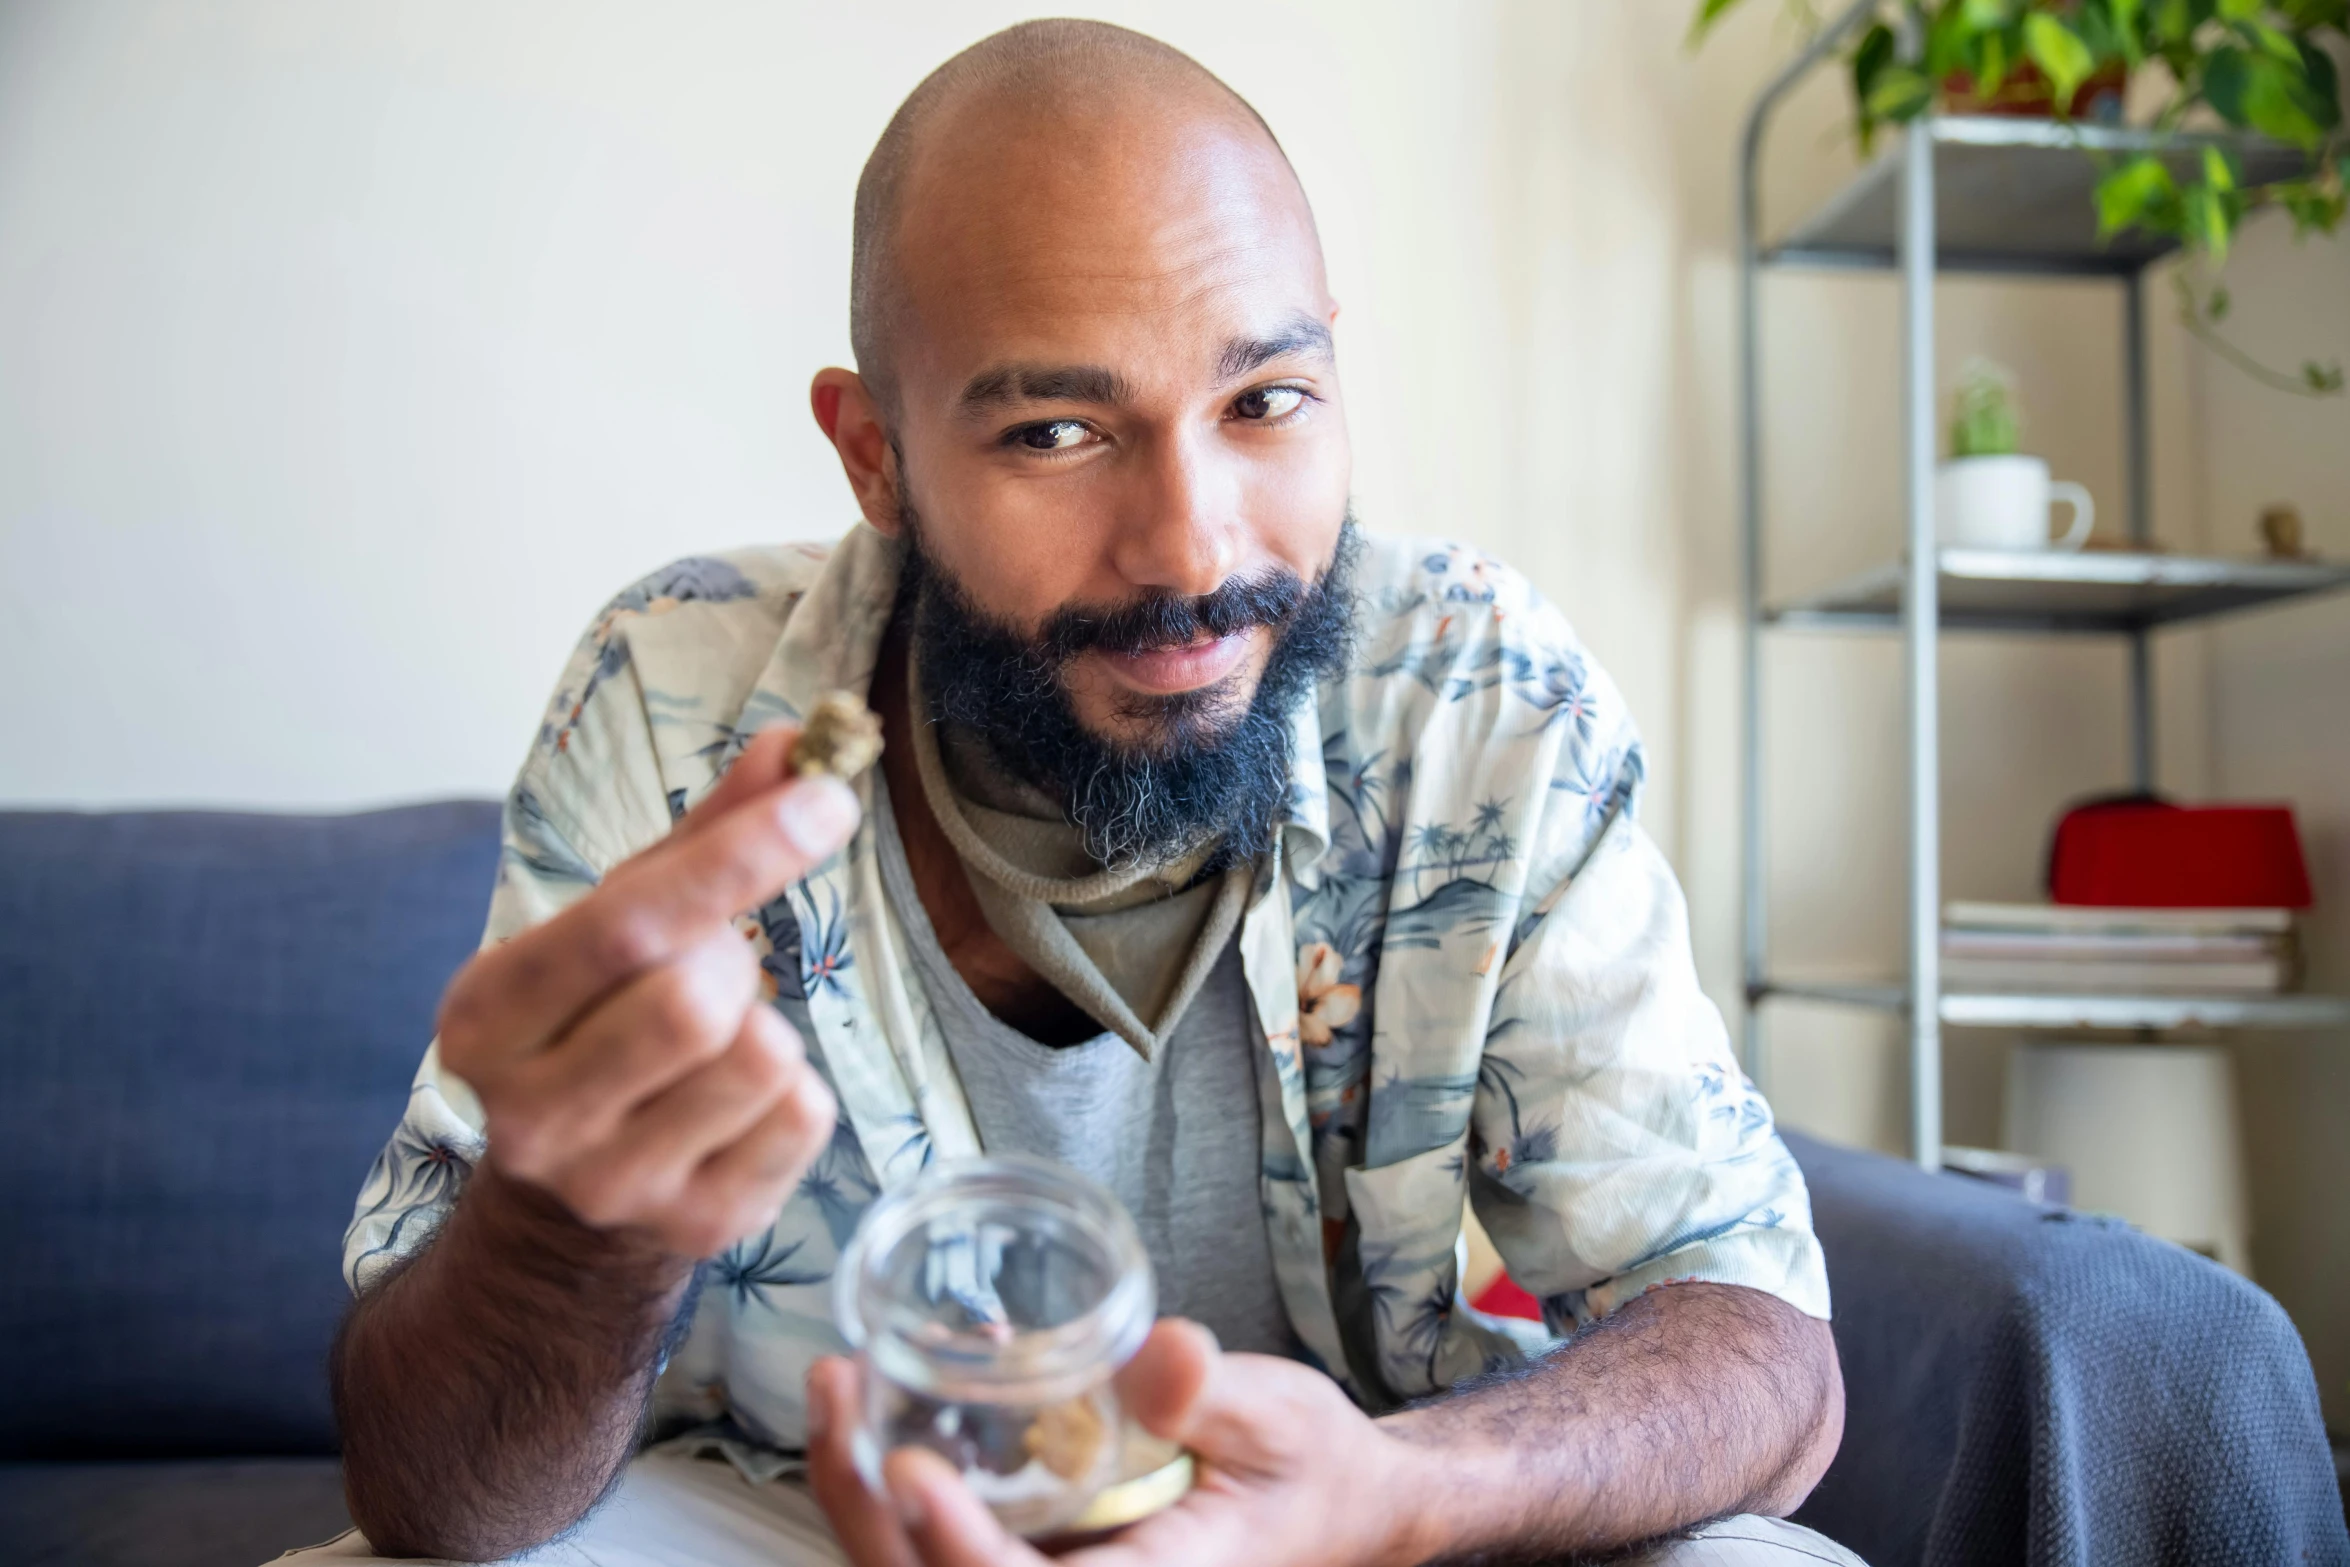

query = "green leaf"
[2248,59,2329,145]
[2303,361,2346,393]
[2216,0,2260,19]
[1962,0,2010,25]
[2186,180,2236,261]
[2096,154,2179,232]
[2023,13,2097,108]
[2108,0,2146,61]
[1866,65,1935,122]
[2203,44,2253,122]
[1851,22,1898,150]
[2278,178,2348,234]
[2199,44,2256,123]
[2204,46,2326,145]
[1686,0,1751,46]
[2281,0,2349,26]
[2298,38,2341,129]
[1852,20,1896,86]
[2204,143,2239,192]
[1981,31,2010,98]
[1927,6,1976,77]
[2248,22,2303,64]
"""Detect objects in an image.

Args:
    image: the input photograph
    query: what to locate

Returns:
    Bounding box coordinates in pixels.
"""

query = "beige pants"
[272,1451,1868,1566]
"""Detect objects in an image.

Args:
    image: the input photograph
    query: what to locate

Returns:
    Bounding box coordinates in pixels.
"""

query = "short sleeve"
[1469,765,1830,1330]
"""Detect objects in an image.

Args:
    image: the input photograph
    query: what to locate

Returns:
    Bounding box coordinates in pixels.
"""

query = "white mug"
[1935,455,2095,551]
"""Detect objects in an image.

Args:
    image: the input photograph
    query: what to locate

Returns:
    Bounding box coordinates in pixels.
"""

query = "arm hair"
[331,1164,696,1560]
[1382,1282,1844,1564]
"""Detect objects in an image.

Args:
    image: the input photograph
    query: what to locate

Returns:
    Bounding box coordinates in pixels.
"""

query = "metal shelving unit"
[1736,4,2350,1169]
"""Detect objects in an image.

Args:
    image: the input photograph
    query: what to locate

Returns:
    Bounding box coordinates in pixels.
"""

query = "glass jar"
[833,1155,1189,1539]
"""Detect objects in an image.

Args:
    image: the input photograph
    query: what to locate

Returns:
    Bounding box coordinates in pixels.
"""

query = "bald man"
[299,21,1864,1567]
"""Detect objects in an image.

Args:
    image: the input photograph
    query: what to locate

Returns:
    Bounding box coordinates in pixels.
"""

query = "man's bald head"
[811,21,1351,862]
[849,19,1309,413]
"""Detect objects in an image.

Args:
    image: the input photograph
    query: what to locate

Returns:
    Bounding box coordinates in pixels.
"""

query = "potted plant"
[1938,360,2097,551]
[1690,0,2350,396]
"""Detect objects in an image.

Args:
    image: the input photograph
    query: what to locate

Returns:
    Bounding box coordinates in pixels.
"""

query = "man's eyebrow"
[1216,316,1334,382]
[956,363,1134,416]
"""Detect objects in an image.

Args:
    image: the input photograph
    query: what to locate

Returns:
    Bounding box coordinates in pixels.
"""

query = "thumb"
[1111,1320,1217,1442]
[1114,1320,1323,1481]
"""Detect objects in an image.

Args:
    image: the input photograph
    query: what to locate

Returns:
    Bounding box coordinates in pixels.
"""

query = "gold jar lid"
[1063,1450,1194,1533]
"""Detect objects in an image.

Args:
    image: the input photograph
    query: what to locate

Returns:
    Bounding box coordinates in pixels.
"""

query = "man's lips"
[1092,632,1252,695]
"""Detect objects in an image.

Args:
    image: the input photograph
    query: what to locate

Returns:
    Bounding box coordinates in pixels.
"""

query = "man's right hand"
[436,724,859,1262]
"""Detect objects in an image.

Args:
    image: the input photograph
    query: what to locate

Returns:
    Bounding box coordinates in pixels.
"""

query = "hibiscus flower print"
[1296,941,1362,1047]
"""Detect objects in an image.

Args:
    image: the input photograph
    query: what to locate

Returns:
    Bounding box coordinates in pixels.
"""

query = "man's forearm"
[1378,1282,1844,1565]
[331,1163,696,1561]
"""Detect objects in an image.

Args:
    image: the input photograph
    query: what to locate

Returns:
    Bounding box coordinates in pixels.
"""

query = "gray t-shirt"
[872,781,1299,1359]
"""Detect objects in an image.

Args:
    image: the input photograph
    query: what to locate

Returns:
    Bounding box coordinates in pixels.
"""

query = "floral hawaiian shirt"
[345,522,1829,1457]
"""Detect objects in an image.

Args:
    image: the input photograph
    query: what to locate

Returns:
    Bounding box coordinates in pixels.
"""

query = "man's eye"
[1014,420,1092,451]
[1232,386,1307,422]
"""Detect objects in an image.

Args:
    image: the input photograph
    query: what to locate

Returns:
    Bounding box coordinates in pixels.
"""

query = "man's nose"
[1108,429,1242,599]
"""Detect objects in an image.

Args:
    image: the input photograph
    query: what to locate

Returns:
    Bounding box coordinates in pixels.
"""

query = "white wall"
[2188,217,2350,1427]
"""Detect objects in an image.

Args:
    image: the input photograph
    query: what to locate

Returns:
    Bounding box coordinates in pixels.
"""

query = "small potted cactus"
[1949,359,2023,462]
[1937,360,2095,553]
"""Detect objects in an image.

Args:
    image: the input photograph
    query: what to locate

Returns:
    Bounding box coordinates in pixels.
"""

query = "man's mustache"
[1037,568,1307,662]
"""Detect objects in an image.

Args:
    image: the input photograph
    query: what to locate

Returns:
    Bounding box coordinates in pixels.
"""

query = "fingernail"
[778,775,859,857]
[886,1472,925,1532]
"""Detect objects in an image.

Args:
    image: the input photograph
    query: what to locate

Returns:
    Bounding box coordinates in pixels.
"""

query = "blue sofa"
[2,804,2343,1567]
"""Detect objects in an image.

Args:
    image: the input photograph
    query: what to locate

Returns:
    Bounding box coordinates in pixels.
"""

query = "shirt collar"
[1279,690,1332,889]
[741,523,904,733]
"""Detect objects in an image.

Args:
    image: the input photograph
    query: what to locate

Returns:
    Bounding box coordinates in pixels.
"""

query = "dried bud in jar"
[1023,1397,1108,1481]
[792,691,884,779]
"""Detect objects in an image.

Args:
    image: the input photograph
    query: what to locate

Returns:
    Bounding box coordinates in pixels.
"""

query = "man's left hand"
[805,1320,1444,1567]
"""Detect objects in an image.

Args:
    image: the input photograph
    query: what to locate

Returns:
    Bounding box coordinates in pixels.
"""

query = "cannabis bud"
[791,691,884,779]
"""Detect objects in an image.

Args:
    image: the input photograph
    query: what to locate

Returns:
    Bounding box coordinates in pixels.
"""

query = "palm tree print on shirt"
[541,558,762,755]
[712,1231,828,1313]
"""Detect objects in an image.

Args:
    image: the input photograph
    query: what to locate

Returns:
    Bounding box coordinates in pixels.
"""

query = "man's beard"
[897,508,1361,871]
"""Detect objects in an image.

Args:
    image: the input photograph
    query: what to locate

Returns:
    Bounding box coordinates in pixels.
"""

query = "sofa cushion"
[0,804,501,1459]
[1786,1130,2349,1566]
[0,1457,351,1567]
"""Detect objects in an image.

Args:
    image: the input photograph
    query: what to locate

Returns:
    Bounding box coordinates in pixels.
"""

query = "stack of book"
[1942,902,2300,995]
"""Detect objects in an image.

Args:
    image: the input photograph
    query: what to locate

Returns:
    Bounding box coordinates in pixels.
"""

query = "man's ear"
[810,368,903,535]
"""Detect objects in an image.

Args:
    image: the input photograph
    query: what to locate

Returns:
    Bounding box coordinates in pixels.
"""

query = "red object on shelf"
[1940,59,2129,119]
[2048,799,2313,909]
[1470,1273,1543,1322]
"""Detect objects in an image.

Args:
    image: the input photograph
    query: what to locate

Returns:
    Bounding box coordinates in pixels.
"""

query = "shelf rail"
[1737,0,1879,1107]
[1739,1,1948,1170]
[1898,99,1944,1172]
